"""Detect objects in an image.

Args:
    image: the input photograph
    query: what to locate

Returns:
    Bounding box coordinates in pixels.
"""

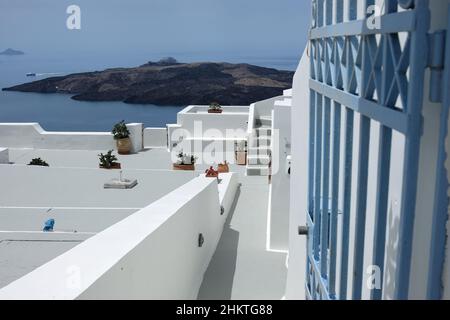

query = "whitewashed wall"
[0,123,144,152]
[0,173,238,299]
[0,123,115,150]
[253,96,284,118]
[435,0,450,300]
[285,49,309,300]
[0,148,8,164]
[268,99,292,251]
[176,106,249,139]
[143,127,168,149]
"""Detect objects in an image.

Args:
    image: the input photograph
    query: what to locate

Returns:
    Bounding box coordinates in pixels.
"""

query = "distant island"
[2,58,294,105]
[0,48,24,55]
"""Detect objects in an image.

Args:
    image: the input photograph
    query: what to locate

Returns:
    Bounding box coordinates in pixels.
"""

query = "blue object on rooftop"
[43,219,55,232]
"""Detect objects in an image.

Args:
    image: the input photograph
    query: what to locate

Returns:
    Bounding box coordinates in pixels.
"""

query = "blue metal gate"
[306,0,436,300]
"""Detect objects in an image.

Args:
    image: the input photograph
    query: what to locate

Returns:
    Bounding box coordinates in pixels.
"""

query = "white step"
[254,128,272,136]
[248,146,271,155]
[249,136,272,148]
[246,165,270,176]
[247,154,271,165]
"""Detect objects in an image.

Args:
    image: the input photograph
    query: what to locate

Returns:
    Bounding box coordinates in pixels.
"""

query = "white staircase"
[246,117,272,176]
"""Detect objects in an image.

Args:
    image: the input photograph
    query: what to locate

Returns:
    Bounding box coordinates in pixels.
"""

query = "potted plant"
[28,158,49,167]
[205,166,219,178]
[217,161,230,173]
[112,120,131,155]
[173,151,197,171]
[235,141,247,165]
[99,150,121,169]
[208,102,223,114]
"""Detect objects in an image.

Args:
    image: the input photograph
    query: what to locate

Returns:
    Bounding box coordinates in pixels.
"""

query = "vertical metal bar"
[348,0,357,21]
[371,126,392,300]
[352,2,373,297]
[339,108,354,299]
[427,4,450,300]
[312,268,317,300]
[395,0,430,300]
[320,97,332,278]
[309,90,317,216]
[352,115,371,300]
[314,94,324,260]
[329,101,342,298]
[318,0,324,27]
[384,0,398,15]
[310,39,316,81]
[325,0,333,25]
[336,0,344,23]
[370,2,396,299]
[338,0,358,300]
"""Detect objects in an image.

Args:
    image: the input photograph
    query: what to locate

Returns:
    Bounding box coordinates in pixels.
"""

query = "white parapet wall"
[0,147,9,164]
[0,173,238,300]
[0,123,147,152]
[143,127,168,149]
[126,123,143,153]
[0,123,115,150]
[268,98,292,251]
[175,106,249,139]
[252,95,284,118]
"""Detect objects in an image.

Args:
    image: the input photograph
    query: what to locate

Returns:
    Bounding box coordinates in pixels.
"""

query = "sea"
[0,52,299,131]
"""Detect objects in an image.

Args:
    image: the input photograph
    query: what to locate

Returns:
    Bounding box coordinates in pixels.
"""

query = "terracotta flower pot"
[173,164,195,171]
[99,163,121,170]
[236,151,247,165]
[116,137,132,155]
[218,162,230,173]
[205,167,219,178]
[208,109,223,114]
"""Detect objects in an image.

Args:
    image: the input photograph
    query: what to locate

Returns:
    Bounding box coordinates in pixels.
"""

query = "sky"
[0,0,310,62]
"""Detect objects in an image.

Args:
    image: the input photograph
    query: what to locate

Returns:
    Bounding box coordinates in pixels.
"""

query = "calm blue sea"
[0,52,299,131]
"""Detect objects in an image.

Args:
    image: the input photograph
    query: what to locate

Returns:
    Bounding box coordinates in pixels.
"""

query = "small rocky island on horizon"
[0,48,25,55]
[2,58,294,106]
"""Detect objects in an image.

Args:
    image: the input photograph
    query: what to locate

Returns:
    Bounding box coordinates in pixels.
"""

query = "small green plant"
[176,151,197,165]
[28,158,49,167]
[111,120,130,140]
[98,150,119,168]
[235,140,247,152]
[208,102,222,111]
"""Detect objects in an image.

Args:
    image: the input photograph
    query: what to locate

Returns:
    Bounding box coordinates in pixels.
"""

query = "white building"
[0,0,449,300]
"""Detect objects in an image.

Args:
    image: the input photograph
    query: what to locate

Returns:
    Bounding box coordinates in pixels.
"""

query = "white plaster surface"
[269,100,292,251]
[198,176,287,300]
[143,127,167,149]
[0,174,238,299]
[0,147,9,164]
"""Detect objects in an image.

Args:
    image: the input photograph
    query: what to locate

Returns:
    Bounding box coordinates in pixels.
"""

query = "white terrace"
[0,89,292,299]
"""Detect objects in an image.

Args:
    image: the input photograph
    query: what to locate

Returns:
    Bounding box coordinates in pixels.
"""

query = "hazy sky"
[0,0,310,60]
